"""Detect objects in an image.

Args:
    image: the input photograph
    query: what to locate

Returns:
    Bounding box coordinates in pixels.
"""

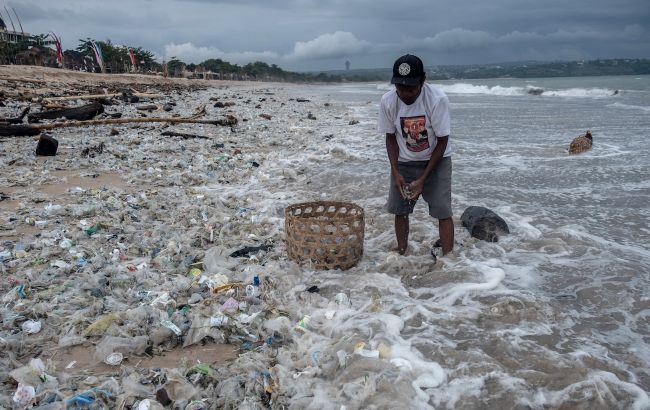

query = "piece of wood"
[136,104,158,111]
[0,124,41,137]
[39,92,163,103]
[161,131,210,139]
[28,102,104,122]
[0,107,29,124]
[1,115,237,136]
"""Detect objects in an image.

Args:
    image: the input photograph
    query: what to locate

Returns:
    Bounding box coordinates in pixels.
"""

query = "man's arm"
[386,132,407,198]
[409,135,448,198]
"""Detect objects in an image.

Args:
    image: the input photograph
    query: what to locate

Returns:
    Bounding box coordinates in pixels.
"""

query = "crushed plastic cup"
[294,315,311,332]
[334,292,350,307]
[221,297,239,313]
[138,399,152,410]
[104,352,123,366]
[12,383,36,407]
[353,342,379,358]
[34,220,48,229]
[21,320,42,334]
[44,203,63,215]
[205,273,229,290]
[14,243,27,258]
[161,319,182,336]
[151,292,175,309]
[336,350,348,367]
[210,314,229,327]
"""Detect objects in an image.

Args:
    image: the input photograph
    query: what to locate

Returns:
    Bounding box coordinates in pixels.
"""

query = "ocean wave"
[607,102,650,112]
[541,87,615,98]
[379,82,617,98]
[439,83,526,96]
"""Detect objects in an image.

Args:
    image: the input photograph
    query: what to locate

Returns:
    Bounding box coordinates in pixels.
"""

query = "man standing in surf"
[378,54,454,257]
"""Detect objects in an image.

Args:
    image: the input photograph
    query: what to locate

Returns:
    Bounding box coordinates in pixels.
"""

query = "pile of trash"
[1,74,389,409]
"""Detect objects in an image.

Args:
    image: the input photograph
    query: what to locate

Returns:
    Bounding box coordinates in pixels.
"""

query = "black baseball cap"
[391,54,424,86]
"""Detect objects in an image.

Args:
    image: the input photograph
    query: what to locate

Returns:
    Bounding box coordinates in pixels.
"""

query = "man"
[378,54,453,256]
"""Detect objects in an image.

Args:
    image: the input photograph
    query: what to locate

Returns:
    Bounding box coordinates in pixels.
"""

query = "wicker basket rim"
[285,201,364,222]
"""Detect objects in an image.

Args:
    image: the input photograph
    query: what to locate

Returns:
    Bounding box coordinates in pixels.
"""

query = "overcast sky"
[5,0,650,71]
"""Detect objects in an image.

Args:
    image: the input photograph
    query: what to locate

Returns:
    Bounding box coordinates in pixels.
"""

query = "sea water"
[214,75,650,408]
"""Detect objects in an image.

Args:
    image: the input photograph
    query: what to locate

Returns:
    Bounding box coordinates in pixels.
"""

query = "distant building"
[0,27,55,46]
[1,6,55,46]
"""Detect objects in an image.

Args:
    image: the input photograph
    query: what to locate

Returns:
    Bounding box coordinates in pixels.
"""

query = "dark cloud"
[6,0,649,71]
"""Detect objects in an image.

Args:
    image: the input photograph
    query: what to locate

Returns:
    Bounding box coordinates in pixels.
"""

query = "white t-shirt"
[378,83,452,162]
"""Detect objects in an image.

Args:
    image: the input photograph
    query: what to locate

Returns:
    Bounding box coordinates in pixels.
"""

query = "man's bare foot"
[390,245,409,255]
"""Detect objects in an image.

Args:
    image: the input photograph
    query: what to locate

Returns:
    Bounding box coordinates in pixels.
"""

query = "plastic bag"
[94,335,149,362]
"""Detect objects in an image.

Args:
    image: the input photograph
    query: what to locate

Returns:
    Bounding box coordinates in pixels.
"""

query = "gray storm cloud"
[7,0,650,70]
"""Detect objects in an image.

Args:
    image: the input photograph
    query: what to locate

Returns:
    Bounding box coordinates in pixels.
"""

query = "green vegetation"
[76,38,159,73]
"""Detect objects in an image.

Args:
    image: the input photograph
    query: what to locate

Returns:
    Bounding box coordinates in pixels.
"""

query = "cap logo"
[398,63,411,76]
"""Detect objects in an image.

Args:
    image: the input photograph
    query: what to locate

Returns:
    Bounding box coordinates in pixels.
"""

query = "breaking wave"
[379,82,617,98]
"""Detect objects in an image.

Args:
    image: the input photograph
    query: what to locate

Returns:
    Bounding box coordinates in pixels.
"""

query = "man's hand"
[408,178,424,200]
[393,172,409,199]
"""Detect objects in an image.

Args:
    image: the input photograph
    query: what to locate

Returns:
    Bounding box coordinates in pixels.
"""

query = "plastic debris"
[12,383,36,407]
[21,320,42,334]
[104,352,124,366]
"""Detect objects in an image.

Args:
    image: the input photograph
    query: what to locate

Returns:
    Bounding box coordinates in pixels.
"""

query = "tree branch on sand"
[0,115,238,137]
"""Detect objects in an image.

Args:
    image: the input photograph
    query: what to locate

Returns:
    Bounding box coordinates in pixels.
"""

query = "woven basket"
[285,201,364,270]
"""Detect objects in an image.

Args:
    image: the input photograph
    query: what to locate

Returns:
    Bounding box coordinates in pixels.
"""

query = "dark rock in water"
[35,134,58,156]
[527,87,544,95]
[461,206,509,242]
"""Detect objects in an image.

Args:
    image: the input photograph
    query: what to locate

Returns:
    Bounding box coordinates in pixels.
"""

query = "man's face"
[395,83,422,105]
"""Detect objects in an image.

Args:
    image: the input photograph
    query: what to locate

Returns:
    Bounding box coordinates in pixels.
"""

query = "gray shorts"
[387,157,452,218]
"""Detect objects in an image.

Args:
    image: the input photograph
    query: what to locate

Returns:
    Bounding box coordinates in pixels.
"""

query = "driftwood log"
[0,115,238,137]
[160,131,210,139]
[0,124,41,137]
[0,107,30,124]
[28,102,104,122]
[39,92,163,103]
[136,104,159,111]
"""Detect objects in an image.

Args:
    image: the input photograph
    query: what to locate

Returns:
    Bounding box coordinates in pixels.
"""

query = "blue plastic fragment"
[17,283,27,299]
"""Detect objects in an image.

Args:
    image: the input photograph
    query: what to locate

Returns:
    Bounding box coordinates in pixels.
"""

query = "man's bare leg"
[439,217,454,255]
[395,215,409,255]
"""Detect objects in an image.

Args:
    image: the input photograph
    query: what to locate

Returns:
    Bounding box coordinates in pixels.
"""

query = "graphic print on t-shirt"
[400,115,429,152]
